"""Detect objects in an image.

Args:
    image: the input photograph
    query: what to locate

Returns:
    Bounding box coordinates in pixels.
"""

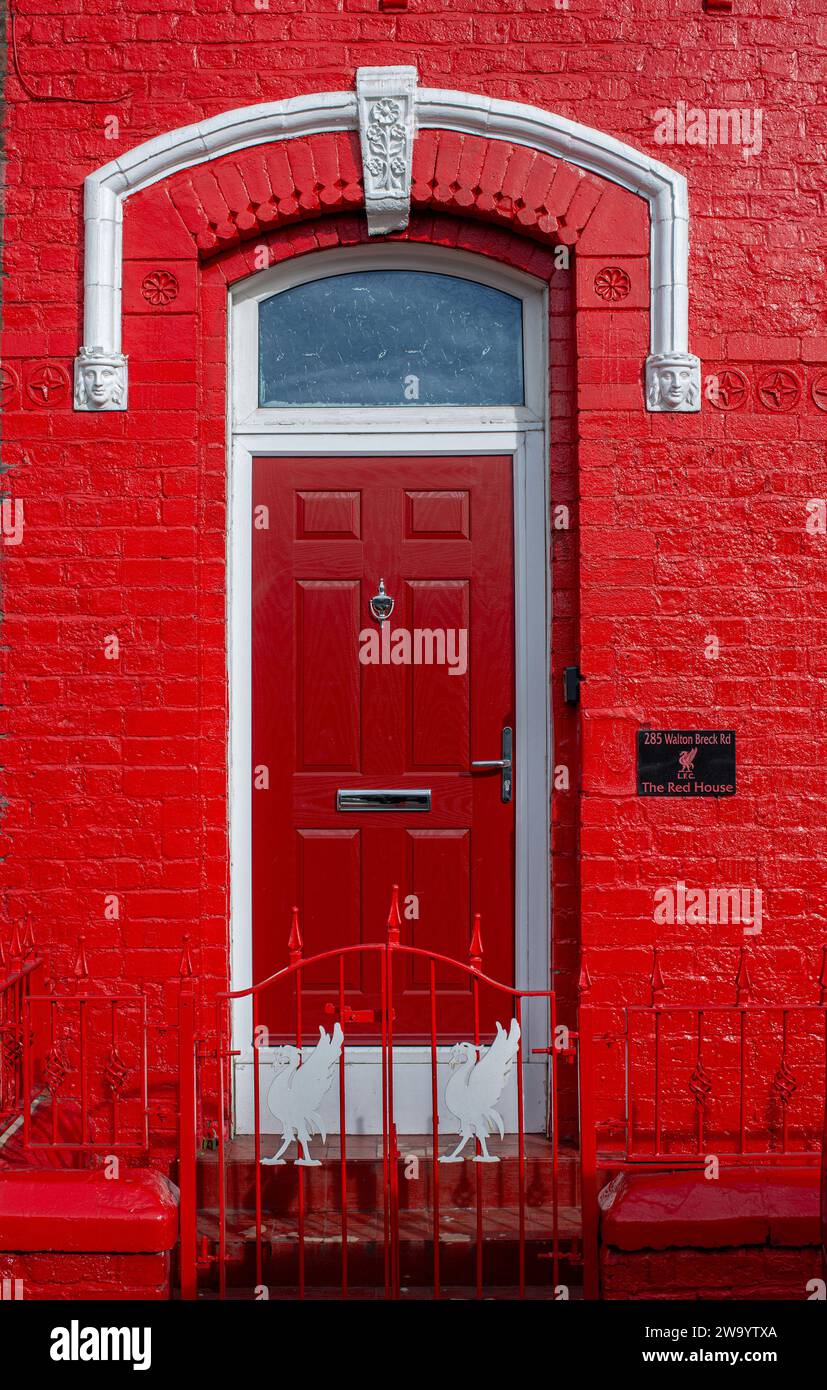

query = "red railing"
[0,942,46,1129]
[579,949,827,1298]
[12,936,183,1157]
[179,887,564,1301]
[22,987,151,1152]
[0,928,199,1164]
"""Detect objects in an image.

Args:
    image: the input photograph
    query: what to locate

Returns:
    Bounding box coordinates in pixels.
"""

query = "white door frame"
[227,244,552,1133]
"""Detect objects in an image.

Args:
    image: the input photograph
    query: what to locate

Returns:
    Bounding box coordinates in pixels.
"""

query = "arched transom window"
[257,270,525,408]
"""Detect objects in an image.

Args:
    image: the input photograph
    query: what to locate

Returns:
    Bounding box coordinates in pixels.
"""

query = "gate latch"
[324,1003,396,1025]
[532,1030,578,1065]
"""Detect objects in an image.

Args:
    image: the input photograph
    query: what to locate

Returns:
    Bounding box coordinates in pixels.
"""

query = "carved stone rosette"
[645,352,701,413]
[74,346,128,412]
[356,66,418,236]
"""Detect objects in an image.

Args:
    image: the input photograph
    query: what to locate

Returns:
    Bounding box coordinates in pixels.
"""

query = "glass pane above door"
[258,270,524,407]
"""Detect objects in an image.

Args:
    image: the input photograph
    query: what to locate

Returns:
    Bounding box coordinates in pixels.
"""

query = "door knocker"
[369,578,394,629]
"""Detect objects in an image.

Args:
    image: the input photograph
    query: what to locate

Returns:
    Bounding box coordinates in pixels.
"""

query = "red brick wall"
[0,1251,172,1301]
[601,1247,823,1302]
[2,4,825,1144]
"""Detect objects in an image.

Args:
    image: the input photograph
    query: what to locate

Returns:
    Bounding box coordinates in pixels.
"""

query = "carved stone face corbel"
[74,346,128,411]
[645,352,701,412]
[356,66,418,236]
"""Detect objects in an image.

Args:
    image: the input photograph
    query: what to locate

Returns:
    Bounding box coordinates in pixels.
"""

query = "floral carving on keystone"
[25,363,69,408]
[593,266,631,302]
[707,367,749,411]
[365,100,407,194]
[356,66,417,236]
[810,371,827,412]
[141,269,179,307]
[756,368,801,412]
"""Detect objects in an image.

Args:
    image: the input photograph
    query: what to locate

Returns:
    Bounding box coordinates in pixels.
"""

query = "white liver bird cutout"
[440,1019,521,1163]
[261,1023,344,1167]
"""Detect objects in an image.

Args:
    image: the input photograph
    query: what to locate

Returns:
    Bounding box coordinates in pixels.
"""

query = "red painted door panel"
[252,456,515,1041]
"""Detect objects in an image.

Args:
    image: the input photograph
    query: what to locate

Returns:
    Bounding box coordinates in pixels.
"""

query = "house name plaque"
[637,729,736,797]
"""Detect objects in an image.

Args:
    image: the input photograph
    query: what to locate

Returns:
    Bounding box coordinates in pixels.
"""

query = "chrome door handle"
[471,726,512,803]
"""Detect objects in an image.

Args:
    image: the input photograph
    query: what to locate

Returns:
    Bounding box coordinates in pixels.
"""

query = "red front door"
[252,455,515,1041]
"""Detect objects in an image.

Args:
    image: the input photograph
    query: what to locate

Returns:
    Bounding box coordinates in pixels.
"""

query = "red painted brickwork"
[2,5,826,1173]
[0,1251,172,1300]
[599,1169,823,1298]
[601,1246,823,1301]
[159,130,609,256]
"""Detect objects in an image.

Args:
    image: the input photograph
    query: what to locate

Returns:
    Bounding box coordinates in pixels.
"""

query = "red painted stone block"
[601,1169,820,1252]
[575,184,649,258]
[576,258,649,312]
[123,261,197,315]
[0,1170,178,1257]
[123,187,196,261]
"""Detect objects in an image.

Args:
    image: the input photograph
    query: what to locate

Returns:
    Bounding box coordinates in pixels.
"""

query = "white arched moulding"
[75,66,700,412]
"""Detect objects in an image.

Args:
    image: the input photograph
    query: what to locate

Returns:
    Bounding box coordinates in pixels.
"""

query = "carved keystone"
[356,66,418,236]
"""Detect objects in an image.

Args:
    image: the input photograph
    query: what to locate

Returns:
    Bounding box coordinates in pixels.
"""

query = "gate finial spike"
[650,948,665,1004]
[288,907,303,965]
[0,934,7,971]
[23,919,36,959]
[73,934,90,987]
[578,958,592,998]
[387,885,401,946]
[9,921,22,960]
[735,946,752,1005]
[469,913,483,972]
[179,933,195,978]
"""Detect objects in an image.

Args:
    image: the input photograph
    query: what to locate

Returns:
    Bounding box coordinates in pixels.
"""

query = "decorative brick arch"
[119,129,652,417]
[75,73,699,413]
[155,132,623,259]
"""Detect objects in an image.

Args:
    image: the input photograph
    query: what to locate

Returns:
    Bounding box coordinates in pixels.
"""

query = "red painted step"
[196,1203,579,1292]
[192,1134,581,1294]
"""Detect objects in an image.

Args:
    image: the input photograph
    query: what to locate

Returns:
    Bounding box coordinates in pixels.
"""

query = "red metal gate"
[179,888,566,1300]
